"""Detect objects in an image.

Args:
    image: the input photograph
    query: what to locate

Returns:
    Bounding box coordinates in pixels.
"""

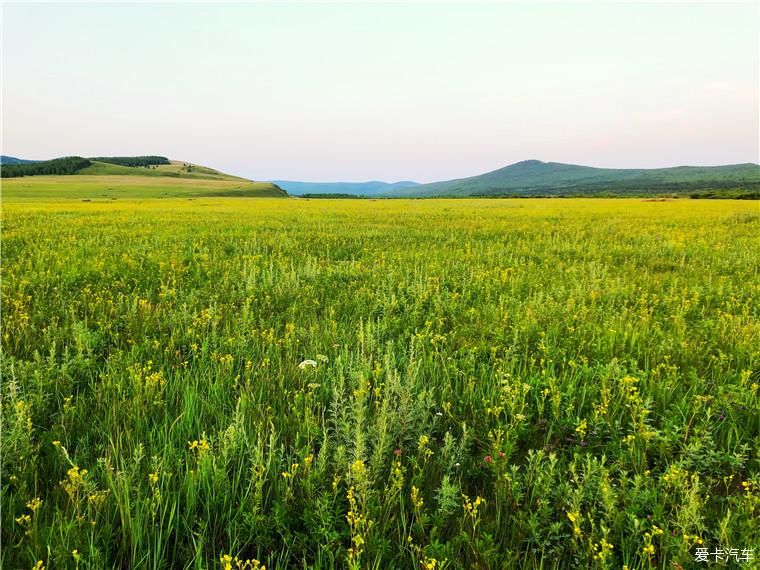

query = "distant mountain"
[389,160,760,197]
[274,180,419,196]
[1,155,41,165]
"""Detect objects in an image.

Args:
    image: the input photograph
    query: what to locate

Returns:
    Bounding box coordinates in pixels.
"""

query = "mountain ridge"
[387,160,760,197]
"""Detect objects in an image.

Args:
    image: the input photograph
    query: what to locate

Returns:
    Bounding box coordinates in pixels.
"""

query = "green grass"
[2,197,758,569]
[77,160,252,181]
[1,174,286,202]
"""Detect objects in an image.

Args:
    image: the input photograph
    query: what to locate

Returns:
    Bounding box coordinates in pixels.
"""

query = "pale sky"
[2,2,758,182]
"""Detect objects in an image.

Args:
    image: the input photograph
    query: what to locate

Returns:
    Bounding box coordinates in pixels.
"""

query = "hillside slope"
[2,157,288,200]
[390,160,760,197]
[78,160,254,181]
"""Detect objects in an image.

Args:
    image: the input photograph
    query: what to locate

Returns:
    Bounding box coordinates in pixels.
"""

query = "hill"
[2,156,287,200]
[0,155,40,165]
[274,180,419,196]
[77,159,256,182]
[1,156,91,178]
[389,160,760,197]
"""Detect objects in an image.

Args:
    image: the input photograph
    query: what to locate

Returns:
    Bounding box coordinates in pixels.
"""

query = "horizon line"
[2,153,758,185]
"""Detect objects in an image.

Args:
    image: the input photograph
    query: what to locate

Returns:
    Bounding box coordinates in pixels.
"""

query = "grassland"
[1,158,287,201]
[2,196,759,569]
[78,160,253,182]
[1,172,286,202]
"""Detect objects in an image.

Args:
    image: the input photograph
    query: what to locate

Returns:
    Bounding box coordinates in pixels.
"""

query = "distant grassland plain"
[2,189,759,569]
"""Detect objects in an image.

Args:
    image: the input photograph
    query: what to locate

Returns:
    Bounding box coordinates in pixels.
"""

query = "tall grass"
[2,198,758,569]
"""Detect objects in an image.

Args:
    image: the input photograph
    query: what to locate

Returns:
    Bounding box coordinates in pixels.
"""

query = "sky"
[2,2,758,182]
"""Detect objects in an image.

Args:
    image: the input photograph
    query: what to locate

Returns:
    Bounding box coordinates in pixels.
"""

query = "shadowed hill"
[390,160,760,197]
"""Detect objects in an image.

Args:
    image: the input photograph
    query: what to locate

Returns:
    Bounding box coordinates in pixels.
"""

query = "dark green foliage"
[392,160,760,198]
[690,189,760,200]
[0,156,91,178]
[91,156,170,167]
[0,156,170,178]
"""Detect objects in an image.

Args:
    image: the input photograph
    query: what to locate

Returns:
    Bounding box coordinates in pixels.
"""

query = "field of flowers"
[2,197,758,569]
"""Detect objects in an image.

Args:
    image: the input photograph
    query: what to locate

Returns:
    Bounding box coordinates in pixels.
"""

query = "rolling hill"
[2,157,288,200]
[273,180,419,196]
[0,155,40,165]
[389,160,760,197]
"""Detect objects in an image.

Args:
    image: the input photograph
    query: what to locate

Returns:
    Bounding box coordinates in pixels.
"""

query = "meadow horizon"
[2,3,759,570]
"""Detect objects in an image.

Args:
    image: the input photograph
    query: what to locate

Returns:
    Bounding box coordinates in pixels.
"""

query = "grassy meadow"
[2,195,759,569]
[1,164,285,202]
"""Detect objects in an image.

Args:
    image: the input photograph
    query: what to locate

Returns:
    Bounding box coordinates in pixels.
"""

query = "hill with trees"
[1,156,92,178]
[90,156,170,167]
[388,160,760,198]
[2,156,288,199]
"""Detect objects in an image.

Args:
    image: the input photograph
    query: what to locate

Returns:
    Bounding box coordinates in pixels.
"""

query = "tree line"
[1,156,92,178]
[92,156,170,167]
[1,155,172,177]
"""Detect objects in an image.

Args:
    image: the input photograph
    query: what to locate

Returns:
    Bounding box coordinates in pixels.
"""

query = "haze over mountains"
[273,180,419,196]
